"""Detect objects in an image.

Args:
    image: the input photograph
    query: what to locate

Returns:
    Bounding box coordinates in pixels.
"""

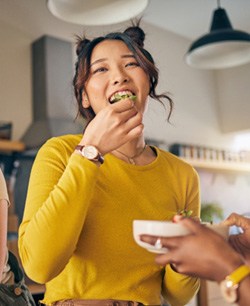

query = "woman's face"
[83,39,150,114]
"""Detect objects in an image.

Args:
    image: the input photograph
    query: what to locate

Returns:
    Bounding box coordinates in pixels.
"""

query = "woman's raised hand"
[79,98,143,154]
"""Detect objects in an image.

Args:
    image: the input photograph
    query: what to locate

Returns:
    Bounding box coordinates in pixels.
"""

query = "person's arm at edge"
[0,199,8,282]
[0,169,10,282]
[141,217,250,306]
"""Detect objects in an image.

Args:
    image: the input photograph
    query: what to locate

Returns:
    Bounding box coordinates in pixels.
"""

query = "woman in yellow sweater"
[18,24,200,306]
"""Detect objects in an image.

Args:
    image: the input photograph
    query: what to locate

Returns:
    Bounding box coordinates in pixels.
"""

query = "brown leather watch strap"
[75,145,84,151]
[75,145,104,164]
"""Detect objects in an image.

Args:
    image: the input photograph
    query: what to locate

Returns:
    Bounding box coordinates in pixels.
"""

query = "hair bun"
[124,26,145,48]
[75,37,90,56]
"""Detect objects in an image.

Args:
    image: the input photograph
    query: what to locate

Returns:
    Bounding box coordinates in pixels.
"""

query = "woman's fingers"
[106,101,143,141]
[123,112,143,133]
[111,97,136,113]
[82,98,143,153]
[115,107,139,125]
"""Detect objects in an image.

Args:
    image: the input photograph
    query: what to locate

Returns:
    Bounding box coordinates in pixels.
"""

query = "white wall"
[1,18,250,218]
[139,23,250,219]
[141,23,250,151]
[216,63,250,133]
[0,20,32,140]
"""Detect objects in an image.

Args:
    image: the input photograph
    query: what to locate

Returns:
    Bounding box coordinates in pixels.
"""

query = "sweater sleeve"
[162,265,200,306]
[185,167,200,218]
[18,137,100,283]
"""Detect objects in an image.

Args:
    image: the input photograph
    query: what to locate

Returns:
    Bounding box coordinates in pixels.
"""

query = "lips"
[109,90,136,103]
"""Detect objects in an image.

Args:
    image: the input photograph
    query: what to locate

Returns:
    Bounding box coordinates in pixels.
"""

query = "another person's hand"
[140,217,243,282]
[223,213,250,265]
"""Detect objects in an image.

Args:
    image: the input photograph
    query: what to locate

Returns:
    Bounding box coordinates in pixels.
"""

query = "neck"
[113,140,147,165]
[118,138,145,154]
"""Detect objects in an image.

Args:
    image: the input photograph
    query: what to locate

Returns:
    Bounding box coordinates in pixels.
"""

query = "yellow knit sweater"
[18,134,200,306]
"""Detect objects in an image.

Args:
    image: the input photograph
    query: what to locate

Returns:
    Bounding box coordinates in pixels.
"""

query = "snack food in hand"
[178,209,193,217]
[110,91,136,103]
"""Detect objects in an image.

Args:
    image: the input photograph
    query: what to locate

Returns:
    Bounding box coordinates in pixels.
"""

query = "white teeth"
[110,90,133,102]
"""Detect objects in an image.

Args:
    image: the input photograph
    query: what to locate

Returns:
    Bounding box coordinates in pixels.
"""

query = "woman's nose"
[112,70,129,85]
[113,77,128,85]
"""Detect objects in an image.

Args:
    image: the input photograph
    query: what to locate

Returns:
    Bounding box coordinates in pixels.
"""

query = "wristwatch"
[220,264,250,303]
[75,145,104,164]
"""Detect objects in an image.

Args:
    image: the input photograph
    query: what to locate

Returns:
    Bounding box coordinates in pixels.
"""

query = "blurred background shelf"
[182,158,250,173]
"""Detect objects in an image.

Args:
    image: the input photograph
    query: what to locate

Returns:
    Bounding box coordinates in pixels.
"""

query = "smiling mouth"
[109,90,136,103]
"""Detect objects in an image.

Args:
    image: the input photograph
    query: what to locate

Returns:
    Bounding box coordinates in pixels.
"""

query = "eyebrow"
[90,54,135,67]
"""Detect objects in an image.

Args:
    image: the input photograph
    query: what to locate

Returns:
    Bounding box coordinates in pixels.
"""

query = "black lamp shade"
[185,8,250,69]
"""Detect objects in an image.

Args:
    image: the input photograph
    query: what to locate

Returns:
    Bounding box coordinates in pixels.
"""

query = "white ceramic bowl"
[133,220,229,254]
[133,220,191,254]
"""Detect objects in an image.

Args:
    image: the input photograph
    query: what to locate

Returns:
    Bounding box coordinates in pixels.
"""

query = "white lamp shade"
[47,0,149,26]
[186,41,250,69]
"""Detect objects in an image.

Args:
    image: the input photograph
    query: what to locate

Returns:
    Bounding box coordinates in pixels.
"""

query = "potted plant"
[200,202,224,223]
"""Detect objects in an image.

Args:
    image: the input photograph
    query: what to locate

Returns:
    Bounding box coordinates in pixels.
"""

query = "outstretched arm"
[140,217,250,306]
[0,199,8,282]
[0,169,9,282]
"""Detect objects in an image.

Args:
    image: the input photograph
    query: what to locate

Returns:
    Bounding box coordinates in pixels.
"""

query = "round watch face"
[82,145,98,159]
[220,280,238,303]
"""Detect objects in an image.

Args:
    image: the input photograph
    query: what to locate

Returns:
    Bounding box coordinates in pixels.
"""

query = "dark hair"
[73,23,173,125]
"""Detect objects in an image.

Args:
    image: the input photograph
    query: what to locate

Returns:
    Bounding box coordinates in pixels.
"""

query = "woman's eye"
[92,67,107,74]
[125,62,139,67]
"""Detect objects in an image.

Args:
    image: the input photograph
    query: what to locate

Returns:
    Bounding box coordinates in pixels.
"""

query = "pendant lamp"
[47,0,148,26]
[185,1,250,69]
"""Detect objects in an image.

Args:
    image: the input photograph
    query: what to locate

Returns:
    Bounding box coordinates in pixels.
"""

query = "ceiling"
[0,0,249,43]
